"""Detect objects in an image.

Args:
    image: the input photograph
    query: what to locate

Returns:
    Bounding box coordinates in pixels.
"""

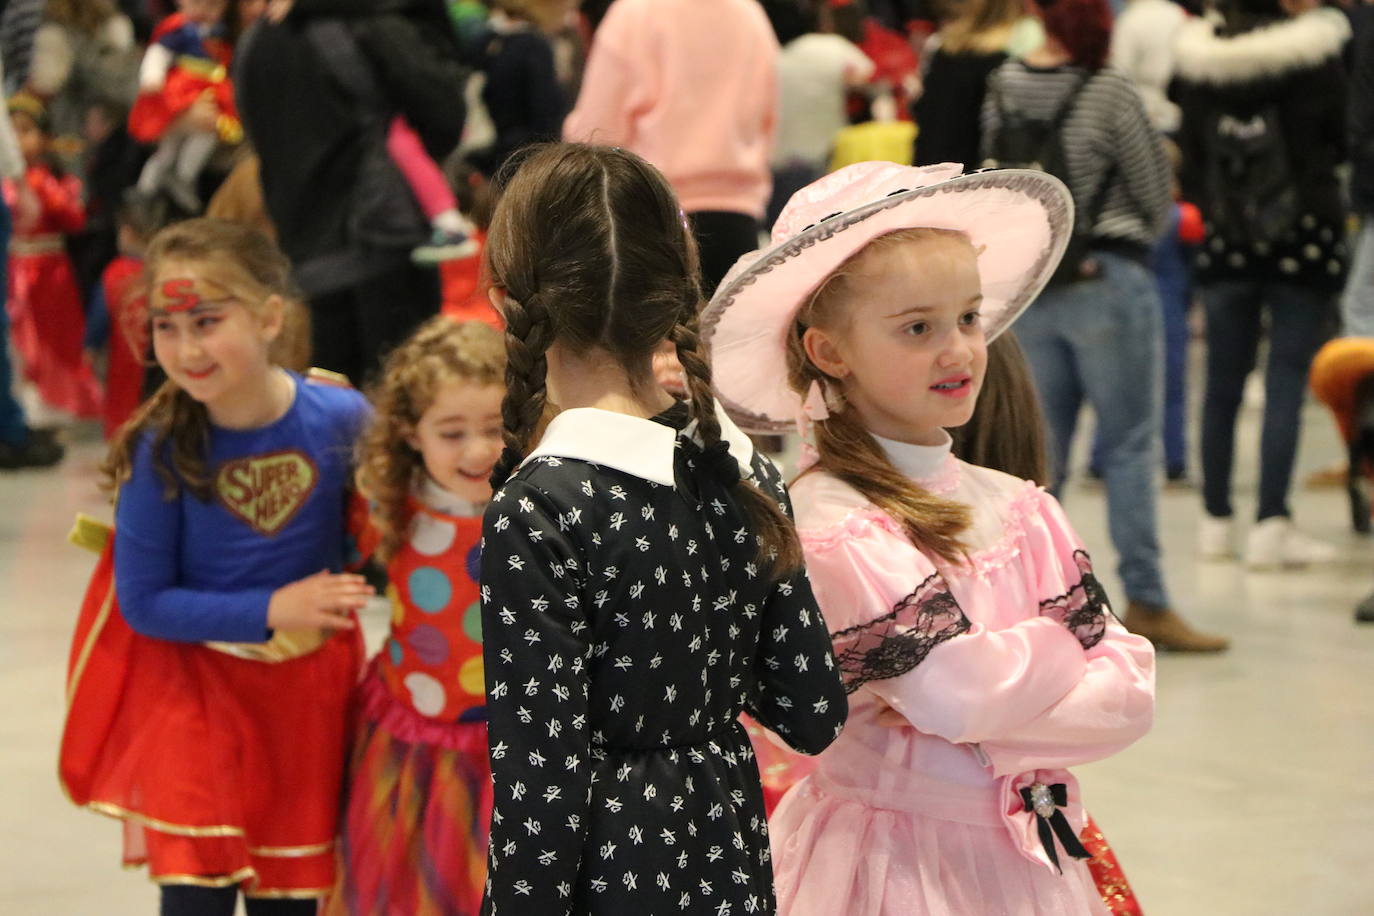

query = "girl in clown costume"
[330,316,505,915]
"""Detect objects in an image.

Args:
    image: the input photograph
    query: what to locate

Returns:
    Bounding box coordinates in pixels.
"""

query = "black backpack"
[1202,103,1300,247]
[984,73,1107,285]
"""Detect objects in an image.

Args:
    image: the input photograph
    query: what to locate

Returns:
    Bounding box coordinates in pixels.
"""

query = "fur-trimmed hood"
[1173,8,1350,85]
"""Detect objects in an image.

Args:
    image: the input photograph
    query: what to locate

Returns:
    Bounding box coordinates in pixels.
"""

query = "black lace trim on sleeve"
[830,572,972,695]
[1039,550,1112,651]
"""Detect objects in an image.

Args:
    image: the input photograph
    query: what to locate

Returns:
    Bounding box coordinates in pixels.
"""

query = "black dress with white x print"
[480,405,847,916]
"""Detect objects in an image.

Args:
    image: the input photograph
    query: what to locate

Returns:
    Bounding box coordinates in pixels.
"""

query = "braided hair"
[484,143,801,571]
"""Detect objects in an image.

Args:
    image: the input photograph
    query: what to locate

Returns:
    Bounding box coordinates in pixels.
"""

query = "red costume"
[59,524,362,895]
[4,164,101,418]
[128,13,241,146]
[99,255,147,438]
[440,229,502,329]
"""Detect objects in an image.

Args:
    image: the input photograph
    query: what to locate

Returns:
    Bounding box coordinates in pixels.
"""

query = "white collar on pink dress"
[872,430,960,493]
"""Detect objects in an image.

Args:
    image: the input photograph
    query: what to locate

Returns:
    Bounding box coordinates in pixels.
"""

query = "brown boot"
[1123,602,1230,652]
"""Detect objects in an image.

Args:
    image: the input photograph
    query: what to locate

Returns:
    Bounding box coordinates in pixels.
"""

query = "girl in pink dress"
[703,162,1156,915]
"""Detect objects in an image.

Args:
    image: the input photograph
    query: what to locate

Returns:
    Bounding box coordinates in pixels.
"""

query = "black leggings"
[160,884,318,916]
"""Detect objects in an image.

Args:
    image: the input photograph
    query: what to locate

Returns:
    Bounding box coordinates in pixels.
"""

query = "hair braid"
[490,292,555,488]
[671,316,803,573]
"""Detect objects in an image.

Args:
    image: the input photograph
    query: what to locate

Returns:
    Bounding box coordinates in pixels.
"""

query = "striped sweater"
[980,61,1171,249]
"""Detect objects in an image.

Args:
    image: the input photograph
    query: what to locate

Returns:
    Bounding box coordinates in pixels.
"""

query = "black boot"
[0,428,63,470]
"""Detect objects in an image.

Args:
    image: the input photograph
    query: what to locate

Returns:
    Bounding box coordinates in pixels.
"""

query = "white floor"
[2,391,1372,915]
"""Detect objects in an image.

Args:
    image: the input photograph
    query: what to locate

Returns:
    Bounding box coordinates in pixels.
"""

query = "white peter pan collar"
[521,401,756,488]
[872,429,955,482]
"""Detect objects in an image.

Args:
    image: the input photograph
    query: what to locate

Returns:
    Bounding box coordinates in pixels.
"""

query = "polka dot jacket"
[1194,210,1348,291]
[479,403,848,915]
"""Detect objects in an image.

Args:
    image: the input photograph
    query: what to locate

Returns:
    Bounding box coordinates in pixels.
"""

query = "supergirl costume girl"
[60,373,368,898]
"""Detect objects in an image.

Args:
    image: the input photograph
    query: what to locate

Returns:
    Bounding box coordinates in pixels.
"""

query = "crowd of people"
[1,0,1367,912]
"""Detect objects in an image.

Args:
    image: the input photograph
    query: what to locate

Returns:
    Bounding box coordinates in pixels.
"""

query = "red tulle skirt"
[60,538,362,896]
[326,664,492,916]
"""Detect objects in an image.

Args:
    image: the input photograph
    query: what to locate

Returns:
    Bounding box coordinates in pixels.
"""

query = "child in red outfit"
[5,92,101,420]
[96,199,159,438]
[329,317,505,915]
[130,0,242,213]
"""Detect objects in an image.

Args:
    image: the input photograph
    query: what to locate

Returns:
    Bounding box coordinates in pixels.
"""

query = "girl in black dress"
[478,142,848,915]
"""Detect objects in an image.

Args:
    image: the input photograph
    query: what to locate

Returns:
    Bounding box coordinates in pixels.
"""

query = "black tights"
[160,884,318,916]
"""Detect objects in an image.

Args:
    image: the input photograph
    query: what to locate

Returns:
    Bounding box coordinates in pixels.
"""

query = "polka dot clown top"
[356,478,488,723]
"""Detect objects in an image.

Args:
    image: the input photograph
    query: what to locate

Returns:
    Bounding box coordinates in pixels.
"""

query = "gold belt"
[10,234,64,256]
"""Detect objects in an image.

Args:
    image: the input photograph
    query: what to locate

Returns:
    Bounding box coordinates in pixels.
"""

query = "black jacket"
[235,0,468,295]
[471,24,565,178]
[1350,5,1374,215]
[1173,9,1350,289]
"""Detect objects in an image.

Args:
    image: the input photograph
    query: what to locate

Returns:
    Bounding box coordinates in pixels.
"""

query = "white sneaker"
[1282,525,1341,565]
[1198,515,1237,560]
[1245,517,1340,569]
[1244,517,1287,570]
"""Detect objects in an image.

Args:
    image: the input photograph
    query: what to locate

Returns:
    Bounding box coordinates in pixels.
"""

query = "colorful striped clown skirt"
[326,664,491,916]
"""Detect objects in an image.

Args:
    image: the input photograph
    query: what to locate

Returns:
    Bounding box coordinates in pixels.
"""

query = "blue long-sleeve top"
[113,373,369,643]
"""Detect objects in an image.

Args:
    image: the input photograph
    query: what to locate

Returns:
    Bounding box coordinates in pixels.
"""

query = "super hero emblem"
[215,450,318,536]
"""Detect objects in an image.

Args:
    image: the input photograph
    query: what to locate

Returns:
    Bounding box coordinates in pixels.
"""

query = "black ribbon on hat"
[700,439,741,487]
[1020,782,1091,874]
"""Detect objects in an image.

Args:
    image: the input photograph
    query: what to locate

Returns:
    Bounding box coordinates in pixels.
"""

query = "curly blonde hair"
[356,317,505,563]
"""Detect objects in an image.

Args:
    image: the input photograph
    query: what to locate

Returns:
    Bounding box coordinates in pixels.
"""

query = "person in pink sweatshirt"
[563,0,778,295]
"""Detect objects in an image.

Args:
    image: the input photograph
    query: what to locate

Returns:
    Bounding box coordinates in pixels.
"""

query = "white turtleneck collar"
[417,475,486,518]
[871,429,955,483]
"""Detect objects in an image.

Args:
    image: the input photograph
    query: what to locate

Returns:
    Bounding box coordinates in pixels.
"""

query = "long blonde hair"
[356,317,506,564]
[787,228,976,565]
[99,218,307,501]
[939,0,1028,54]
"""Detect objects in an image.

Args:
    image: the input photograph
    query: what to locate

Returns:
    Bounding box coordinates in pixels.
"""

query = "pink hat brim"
[702,168,1074,433]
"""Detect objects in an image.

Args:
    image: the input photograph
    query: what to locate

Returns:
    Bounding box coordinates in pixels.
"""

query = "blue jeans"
[1016,251,1170,608]
[1341,220,1374,337]
[1090,232,1191,473]
[0,197,25,446]
[1200,280,1334,521]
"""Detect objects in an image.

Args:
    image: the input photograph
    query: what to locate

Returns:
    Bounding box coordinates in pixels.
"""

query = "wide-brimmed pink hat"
[701,162,1073,433]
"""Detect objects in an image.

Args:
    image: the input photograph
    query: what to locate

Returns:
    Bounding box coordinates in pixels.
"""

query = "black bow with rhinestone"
[1020,782,1091,874]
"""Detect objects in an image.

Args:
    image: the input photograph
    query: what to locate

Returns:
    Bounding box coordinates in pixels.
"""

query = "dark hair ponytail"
[484,142,802,571]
